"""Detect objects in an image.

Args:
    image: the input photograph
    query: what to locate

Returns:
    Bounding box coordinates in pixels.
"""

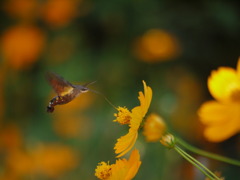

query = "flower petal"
[138,81,152,117]
[114,128,138,158]
[130,106,142,130]
[124,149,141,180]
[198,101,234,125]
[208,67,240,103]
[204,120,239,142]
[110,149,141,180]
[198,101,240,142]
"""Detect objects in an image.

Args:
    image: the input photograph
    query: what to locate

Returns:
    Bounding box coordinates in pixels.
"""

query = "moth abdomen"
[46,95,73,113]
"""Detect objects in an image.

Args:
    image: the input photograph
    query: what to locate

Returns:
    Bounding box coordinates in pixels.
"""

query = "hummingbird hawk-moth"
[46,72,95,113]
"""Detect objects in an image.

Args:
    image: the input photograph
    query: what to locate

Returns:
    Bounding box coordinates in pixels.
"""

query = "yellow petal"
[198,101,240,142]
[208,67,240,103]
[198,101,234,125]
[114,129,138,158]
[138,81,152,117]
[130,106,143,130]
[204,120,239,142]
[124,149,141,180]
[110,149,141,180]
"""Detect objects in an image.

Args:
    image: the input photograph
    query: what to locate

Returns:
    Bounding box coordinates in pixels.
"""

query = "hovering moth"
[46,72,95,113]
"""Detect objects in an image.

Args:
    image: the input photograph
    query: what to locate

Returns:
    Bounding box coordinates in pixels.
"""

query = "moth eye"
[81,88,88,92]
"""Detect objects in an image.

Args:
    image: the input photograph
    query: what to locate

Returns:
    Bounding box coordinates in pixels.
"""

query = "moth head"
[81,87,89,93]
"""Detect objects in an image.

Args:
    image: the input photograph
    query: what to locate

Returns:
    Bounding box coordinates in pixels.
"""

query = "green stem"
[175,146,221,180]
[176,138,240,166]
[174,146,216,180]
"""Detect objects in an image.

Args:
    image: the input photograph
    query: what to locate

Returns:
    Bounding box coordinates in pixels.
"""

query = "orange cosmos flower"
[133,29,180,63]
[114,81,152,157]
[41,0,80,28]
[32,144,78,178]
[143,113,166,142]
[198,58,240,142]
[1,25,45,70]
[95,149,141,180]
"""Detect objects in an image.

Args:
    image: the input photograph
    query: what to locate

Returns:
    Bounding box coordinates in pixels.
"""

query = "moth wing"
[46,72,74,96]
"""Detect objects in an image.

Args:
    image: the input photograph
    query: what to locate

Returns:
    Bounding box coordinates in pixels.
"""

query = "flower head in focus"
[143,113,166,142]
[198,58,240,142]
[95,149,141,180]
[114,81,152,157]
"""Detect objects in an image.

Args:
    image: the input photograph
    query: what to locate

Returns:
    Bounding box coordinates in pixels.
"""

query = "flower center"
[113,107,132,125]
[95,162,112,180]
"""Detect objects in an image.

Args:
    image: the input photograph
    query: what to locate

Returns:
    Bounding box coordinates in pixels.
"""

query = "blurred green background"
[0,0,239,179]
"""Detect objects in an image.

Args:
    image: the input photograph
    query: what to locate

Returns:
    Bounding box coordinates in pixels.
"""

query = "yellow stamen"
[113,107,132,125]
[95,162,112,180]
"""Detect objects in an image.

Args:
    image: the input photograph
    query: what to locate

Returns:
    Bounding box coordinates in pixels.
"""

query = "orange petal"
[130,106,143,130]
[110,149,141,180]
[198,101,240,142]
[124,149,141,180]
[114,129,138,158]
[198,101,235,125]
[208,67,240,103]
[204,120,239,142]
[138,81,152,117]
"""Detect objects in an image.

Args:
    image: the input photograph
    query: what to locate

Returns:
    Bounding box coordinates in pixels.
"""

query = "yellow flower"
[114,81,152,157]
[95,149,141,180]
[143,113,166,142]
[198,58,240,142]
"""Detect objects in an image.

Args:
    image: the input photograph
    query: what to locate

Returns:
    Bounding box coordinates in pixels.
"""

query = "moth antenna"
[88,89,117,109]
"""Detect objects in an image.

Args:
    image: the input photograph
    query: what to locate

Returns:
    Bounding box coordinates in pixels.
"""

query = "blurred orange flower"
[133,29,180,63]
[32,144,78,178]
[143,113,166,142]
[114,81,152,157]
[3,0,39,20]
[95,149,141,180]
[6,150,34,176]
[41,0,80,28]
[53,115,92,139]
[198,58,240,142]
[1,25,45,70]
[0,124,22,151]
[4,143,78,178]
